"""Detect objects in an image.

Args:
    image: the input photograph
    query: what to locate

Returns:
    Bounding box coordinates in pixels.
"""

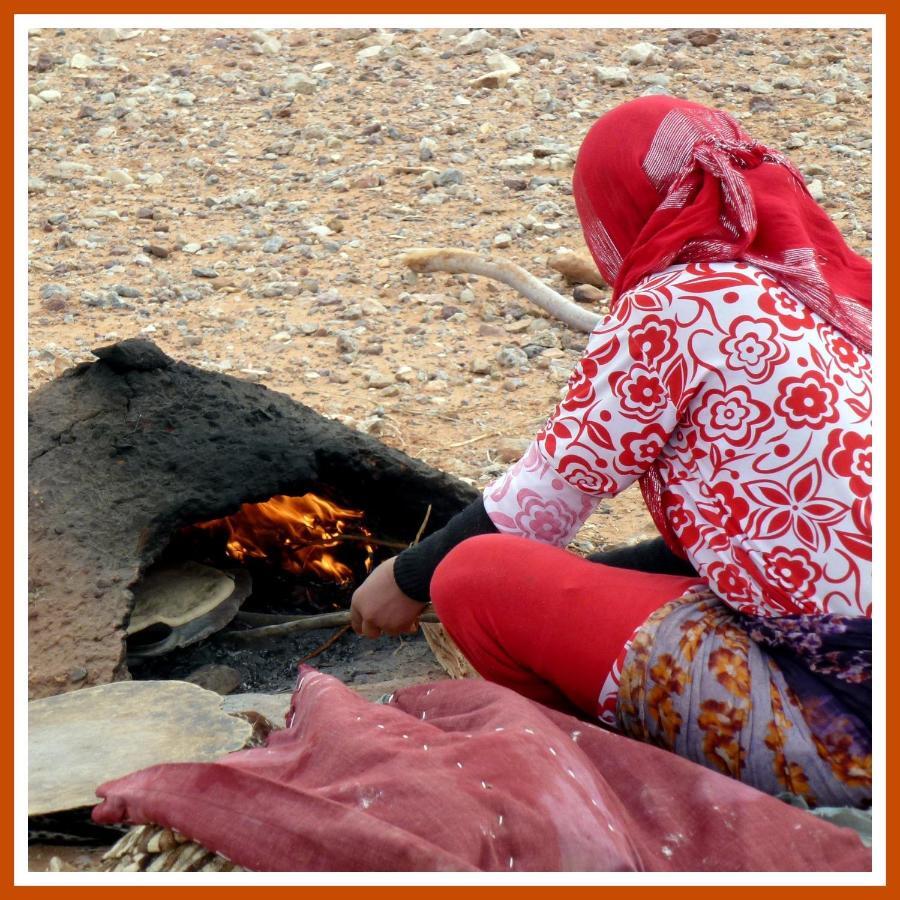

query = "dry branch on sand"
[402,248,603,334]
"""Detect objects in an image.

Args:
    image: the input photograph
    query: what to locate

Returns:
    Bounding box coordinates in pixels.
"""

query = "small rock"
[471,70,513,89]
[456,29,494,54]
[68,52,95,69]
[549,249,606,287]
[113,284,141,298]
[173,91,195,107]
[493,232,512,248]
[621,42,662,66]
[807,179,826,202]
[594,66,630,86]
[105,168,133,186]
[262,236,285,253]
[470,357,493,375]
[494,437,531,463]
[686,29,719,47]
[40,284,70,301]
[497,346,528,368]
[32,51,56,72]
[366,371,394,388]
[436,168,464,187]
[356,44,383,61]
[284,72,317,94]
[573,284,607,304]
[750,80,773,95]
[336,333,358,354]
[143,244,170,259]
[419,137,437,161]
[192,266,218,278]
[749,97,775,113]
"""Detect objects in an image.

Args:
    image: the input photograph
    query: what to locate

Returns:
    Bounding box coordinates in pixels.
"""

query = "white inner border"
[15,12,887,888]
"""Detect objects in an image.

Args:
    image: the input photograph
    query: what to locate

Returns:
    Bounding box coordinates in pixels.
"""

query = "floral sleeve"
[483,284,684,546]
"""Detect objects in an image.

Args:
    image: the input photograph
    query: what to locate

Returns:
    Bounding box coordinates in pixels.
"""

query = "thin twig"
[236,610,335,626]
[298,625,351,663]
[322,534,409,551]
[412,504,432,546]
[222,608,440,644]
[448,430,505,449]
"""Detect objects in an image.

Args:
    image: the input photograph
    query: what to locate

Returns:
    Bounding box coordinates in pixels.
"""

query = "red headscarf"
[573,96,872,351]
[572,97,872,555]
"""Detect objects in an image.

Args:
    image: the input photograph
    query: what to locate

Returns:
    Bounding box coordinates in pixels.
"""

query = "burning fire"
[189,493,375,585]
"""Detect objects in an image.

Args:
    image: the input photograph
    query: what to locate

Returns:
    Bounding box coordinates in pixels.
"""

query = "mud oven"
[27,339,478,700]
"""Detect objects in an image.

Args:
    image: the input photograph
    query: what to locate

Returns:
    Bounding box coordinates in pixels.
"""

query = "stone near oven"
[548,248,606,288]
[28,681,257,818]
[28,340,478,698]
[221,692,293,725]
[185,664,243,696]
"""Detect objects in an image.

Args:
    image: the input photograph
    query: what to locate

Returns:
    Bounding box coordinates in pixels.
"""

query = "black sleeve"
[392,496,498,603]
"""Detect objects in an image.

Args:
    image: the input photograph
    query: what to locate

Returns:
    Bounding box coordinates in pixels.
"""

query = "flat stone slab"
[29,680,256,817]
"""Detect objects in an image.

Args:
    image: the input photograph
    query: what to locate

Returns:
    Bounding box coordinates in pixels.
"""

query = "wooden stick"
[322,534,409,551]
[448,429,504,448]
[412,504,432,545]
[228,503,438,646]
[223,607,440,645]
[402,247,601,333]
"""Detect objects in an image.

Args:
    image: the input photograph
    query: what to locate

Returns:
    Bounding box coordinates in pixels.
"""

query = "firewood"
[401,248,601,333]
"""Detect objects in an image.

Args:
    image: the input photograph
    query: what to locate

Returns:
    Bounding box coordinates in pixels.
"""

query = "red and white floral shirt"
[484,261,872,619]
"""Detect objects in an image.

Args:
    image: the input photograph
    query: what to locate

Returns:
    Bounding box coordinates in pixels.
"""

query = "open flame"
[188,493,375,585]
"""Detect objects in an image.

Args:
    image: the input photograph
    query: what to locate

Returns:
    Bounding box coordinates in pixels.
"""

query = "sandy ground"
[26,25,872,871]
[27,24,871,554]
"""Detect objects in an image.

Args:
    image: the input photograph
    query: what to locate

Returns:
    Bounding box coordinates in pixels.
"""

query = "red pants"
[430,534,702,718]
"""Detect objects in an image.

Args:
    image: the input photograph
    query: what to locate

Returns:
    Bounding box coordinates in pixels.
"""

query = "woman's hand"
[350,556,425,638]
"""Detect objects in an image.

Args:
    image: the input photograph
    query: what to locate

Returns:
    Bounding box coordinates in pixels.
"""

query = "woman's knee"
[430,533,530,623]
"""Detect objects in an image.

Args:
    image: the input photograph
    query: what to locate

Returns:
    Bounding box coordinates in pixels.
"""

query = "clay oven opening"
[28,339,479,700]
[127,492,383,661]
[124,485,425,691]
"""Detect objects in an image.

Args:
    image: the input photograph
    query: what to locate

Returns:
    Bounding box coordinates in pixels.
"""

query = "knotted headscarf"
[573,96,872,351]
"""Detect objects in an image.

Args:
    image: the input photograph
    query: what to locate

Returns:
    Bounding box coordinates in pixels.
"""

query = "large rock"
[28,681,257,818]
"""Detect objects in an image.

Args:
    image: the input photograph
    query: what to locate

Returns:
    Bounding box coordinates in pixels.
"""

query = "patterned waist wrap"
[616,591,871,809]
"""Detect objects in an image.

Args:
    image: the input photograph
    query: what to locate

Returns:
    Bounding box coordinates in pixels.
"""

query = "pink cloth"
[93,667,870,872]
